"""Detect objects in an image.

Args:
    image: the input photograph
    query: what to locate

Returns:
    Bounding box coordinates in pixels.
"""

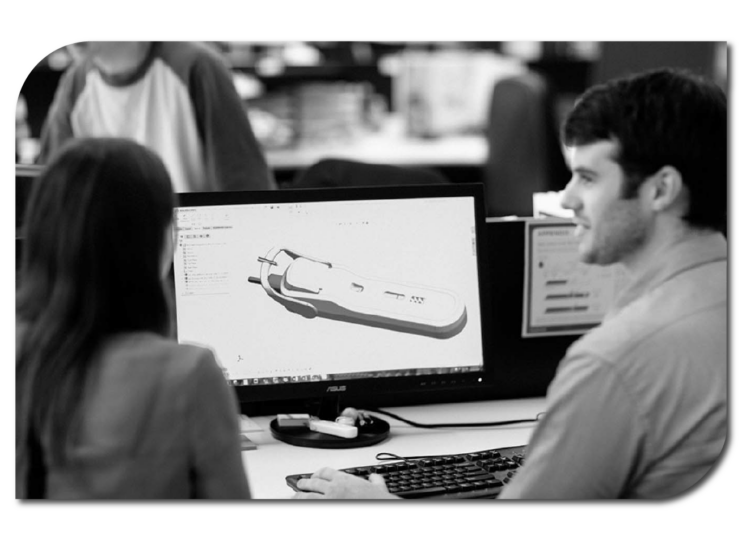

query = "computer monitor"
[172,184,492,447]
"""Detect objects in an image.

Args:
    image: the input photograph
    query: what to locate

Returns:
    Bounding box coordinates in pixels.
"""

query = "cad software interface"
[173,196,484,387]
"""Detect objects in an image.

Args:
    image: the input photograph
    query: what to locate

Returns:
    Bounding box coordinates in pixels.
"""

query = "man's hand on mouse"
[292,467,400,499]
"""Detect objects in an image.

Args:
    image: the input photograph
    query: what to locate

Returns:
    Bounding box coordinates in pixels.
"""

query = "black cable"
[374,449,522,462]
[363,407,545,429]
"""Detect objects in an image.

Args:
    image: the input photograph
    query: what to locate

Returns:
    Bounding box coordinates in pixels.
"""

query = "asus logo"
[326,385,347,393]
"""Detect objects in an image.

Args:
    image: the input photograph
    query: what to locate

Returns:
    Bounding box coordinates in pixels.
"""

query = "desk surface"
[241,397,545,499]
[264,119,488,171]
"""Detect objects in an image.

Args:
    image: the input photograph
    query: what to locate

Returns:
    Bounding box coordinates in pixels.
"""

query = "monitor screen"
[172,184,492,418]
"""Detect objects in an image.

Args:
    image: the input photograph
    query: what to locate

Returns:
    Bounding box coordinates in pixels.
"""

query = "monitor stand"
[269,395,391,449]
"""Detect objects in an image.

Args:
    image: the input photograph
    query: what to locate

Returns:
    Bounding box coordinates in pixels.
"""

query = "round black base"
[270,418,390,449]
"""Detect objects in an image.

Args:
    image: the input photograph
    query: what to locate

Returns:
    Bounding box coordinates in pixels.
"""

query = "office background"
[17,42,728,176]
[16,40,727,498]
[15,42,727,404]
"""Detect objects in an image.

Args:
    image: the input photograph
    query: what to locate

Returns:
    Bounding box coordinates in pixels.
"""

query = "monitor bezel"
[174,183,494,417]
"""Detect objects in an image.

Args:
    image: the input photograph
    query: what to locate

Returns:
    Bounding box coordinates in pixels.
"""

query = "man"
[38,42,276,192]
[293,68,728,499]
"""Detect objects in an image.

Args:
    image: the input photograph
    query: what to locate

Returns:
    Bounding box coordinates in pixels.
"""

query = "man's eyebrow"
[571,166,597,175]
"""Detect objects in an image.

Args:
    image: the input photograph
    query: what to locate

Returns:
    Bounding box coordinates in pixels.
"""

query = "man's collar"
[608,231,727,317]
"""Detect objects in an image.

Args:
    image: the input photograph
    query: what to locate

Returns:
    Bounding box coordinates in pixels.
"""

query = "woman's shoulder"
[101,332,220,377]
[106,332,214,362]
[86,333,227,407]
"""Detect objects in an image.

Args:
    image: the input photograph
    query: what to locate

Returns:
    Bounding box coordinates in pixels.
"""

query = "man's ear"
[647,166,686,213]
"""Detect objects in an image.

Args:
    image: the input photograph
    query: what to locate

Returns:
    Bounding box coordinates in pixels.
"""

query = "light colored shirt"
[500,232,727,499]
[17,331,251,499]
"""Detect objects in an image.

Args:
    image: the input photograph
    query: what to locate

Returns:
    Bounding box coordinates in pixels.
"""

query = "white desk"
[264,118,488,171]
[240,397,545,499]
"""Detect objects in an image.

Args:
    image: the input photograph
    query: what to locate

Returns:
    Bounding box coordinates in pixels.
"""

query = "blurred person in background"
[38,41,275,192]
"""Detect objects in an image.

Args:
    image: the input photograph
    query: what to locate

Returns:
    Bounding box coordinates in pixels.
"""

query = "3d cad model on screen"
[248,247,468,339]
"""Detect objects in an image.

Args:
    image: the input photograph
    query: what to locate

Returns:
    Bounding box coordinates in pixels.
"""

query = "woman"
[16,138,251,499]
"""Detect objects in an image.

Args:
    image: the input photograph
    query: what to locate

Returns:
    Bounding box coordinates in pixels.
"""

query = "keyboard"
[286,444,526,499]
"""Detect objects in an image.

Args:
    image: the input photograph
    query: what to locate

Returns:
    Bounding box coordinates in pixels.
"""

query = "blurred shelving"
[17,41,726,181]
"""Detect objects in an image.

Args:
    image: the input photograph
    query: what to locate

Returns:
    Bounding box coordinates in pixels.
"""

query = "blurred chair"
[291,158,449,189]
[483,71,570,217]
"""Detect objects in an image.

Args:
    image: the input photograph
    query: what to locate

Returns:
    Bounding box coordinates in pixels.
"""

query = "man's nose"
[560,177,580,211]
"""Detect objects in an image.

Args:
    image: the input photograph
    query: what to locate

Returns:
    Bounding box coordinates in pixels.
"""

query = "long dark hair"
[16,138,175,466]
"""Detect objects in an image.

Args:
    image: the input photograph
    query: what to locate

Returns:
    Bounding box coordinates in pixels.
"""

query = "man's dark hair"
[562,68,727,232]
